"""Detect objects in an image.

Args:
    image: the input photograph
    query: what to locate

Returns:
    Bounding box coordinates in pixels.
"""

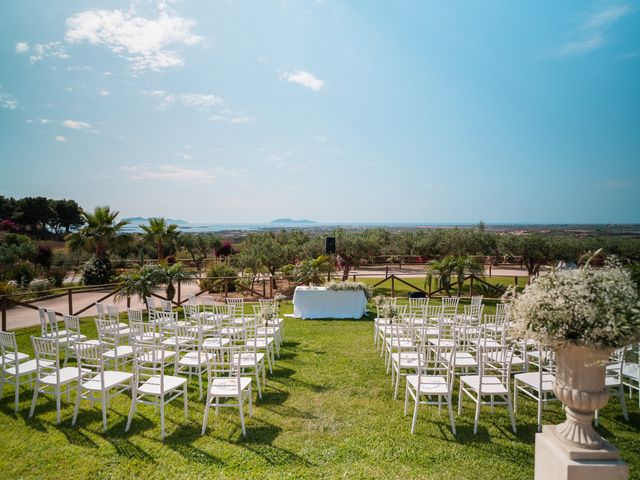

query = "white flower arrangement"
[373,295,401,319]
[510,264,640,349]
[325,281,373,299]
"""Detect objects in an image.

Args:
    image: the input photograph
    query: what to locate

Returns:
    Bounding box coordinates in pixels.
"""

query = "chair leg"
[101,394,108,432]
[72,386,81,426]
[447,397,456,435]
[473,396,481,435]
[184,383,188,419]
[507,394,517,433]
[202,396,210,435]
[239,395,246,436]
[29,381,39,418]
[14,376,20,413]
[513,381,518,413]
[537,394,543,433]
[411,395,419,434]
[254,369,262,400]
[457,382,463,415]
[404,383,410,415]
[619,386,629,421]
[248,386,253,417]
[160,399,165,440]
[126,395,136,432]
[394,368,401,400]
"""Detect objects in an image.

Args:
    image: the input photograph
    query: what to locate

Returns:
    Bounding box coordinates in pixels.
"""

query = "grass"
[1,302,638,479]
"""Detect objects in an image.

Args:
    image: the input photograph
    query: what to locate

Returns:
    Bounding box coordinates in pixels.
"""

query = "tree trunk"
[157,240,164,260]
[341,262,351,281]
[166,282,175,301]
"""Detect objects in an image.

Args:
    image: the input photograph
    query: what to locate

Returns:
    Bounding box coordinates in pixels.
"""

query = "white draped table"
[293,286,367,319]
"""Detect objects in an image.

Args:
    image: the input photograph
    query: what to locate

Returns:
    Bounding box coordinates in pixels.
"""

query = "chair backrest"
[185,293,196,304]
[75,341,107,386]
[130,319,159,345]
[63,315,82,337]
[127,308,143,323]
[31,336,61,381]
[106,304,119,321]
[441,297,459,316]
[159,299,172,312]
[204,345,243,396]
[0,331,18,368]
[461,304,484,323]
[478,343,516,390]
[46,309,63,337]
[131,342,168,392]
[470,295,483,307]
[95,318,122,347]
[38,307,48,336]
[183,303,201,323]
[418,328,456,392]
[146,296,157,310]
[154,310,179,327]
[95,301,106,319]
[495,303,511,318]
[227,297,244,307]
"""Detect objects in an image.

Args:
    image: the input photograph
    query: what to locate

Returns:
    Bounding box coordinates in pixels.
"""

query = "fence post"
[67,288,73,315]
[177,279,181,304]
[514,276,518,290]
[224,278,229,297]
[489,265,492,277]
[352,274,356,282]
[269,277,273,298]
[469,276,474,298]
[391,275,395,298]
[385,266,389,277]
[262,279,266,297]
[127,296,131,308]
[1,297,6,331]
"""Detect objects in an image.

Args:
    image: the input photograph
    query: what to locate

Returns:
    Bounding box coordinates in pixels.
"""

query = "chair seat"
[386,338,414,348]
[245,338,274,349]
[1,352,29,364]
[132,333,161,343]
[136,349,176,363]
[41,366,82,385]
[233,352,265,367]
[391,352,422,368]
[515,372,555,392]
[469,338,502,349]
[82,371,133,391]
[221,327,243,336]
[407,374,449,395]
[256,327,279,335]
[137,375,187,395]
[43,330,70,339]
[487,351,526,368]
[460,375,509,395]
[428,339,454,348]
[103,345,134,359]
[441,352,477,368]
[162,336,191,347]
[208,377,252,396]
[605,375,622,387]
[178,351,207,367]
[6,359,53,376]
[117,327,131,336]
[202,338,231,349]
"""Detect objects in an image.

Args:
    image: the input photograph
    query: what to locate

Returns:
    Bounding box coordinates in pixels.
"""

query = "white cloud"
[65,5,201,72]
[39,118,50,124]
[17,42,70,63]
[15,42,29,54]
[98,88,110,96]
[0,86,18,110]
[63,119,92,129]
[283,69,324,91]
[176,152,192,160]
[145,90,222,110]
[547,4,634,57]
[209,109,255,124]
[120,163,244,184]
[55,136,67,142]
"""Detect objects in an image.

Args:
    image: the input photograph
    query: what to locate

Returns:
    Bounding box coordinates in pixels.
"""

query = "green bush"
[10,261,37,287]
[200,263,238,292]
[0,281,18,296]
[28,278,52,293]
[48,266,68,287]
[82,256,113,285]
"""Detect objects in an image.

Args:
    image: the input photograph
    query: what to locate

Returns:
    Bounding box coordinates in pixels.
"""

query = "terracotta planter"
[553,344,611,449]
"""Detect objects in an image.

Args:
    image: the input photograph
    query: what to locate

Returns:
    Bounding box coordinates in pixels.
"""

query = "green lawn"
[0,303,638,479]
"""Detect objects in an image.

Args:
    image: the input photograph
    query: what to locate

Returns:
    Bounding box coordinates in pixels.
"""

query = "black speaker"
[325,236,336,254]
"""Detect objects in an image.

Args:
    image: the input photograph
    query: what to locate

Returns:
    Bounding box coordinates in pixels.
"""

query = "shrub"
[216,241,235,258]
[165,255,177,265]
[10,261,36,287]
[200,263,238,292]
[28,278,52,293]
[0,281,18,296]
[34,246,53,269]
[82,256,113,285]
[48,266,68,287]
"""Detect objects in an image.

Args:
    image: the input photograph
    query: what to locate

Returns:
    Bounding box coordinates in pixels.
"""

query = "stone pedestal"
[535,426,628,480]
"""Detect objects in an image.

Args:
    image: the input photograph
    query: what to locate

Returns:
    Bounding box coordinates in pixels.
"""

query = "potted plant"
[510,259,640,449]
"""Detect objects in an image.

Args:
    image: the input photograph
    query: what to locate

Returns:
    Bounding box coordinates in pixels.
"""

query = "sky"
[0,0,639,224]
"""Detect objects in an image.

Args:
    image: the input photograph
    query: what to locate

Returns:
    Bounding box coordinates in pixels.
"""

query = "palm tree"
[116,265,162,308]
[66,206,129,259]
[140,217,180,261]
[426,255,483,296]
[160,262,193,301]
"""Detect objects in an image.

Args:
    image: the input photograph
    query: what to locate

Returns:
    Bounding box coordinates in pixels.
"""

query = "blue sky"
[0,0,639,224]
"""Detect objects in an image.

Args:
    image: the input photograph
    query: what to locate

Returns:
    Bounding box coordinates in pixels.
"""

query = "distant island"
[270,218,317,224]
[123,217,189,225]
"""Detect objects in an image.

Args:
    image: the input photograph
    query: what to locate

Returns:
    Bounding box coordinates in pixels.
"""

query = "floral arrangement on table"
[325,280,373,300]
[510,261,640,349]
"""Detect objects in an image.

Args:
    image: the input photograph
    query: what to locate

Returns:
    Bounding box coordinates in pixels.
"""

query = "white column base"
[535,426,628,480]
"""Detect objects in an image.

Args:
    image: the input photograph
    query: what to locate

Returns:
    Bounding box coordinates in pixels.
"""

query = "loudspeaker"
[325,236,336,254]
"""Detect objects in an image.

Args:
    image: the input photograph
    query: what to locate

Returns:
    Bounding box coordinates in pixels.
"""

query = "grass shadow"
[165,423,226,465]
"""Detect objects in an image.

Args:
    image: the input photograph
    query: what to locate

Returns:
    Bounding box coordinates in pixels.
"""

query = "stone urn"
[553,344,611,449]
